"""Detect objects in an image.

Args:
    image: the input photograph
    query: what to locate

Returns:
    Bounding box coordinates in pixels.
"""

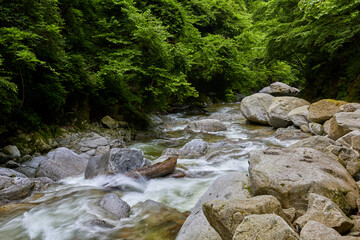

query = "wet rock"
[203,195,289,240]
[0,176,34,202]
[5,160,20,169]
[178,139,209,158]
[2,145,21,159]
[85,219,115,229]
[117,200,188,240]
[300,220,343,240]
[207,109,245,122]
[274,127,312,140]
[101,115,119,129]
[99,193,130,219]
[249,147,360,215]
[32,177,53,192]
[288,105,310,127]
[176,172,251,240]
[240,93,274,125]
[308,99,347,123]
[78,133,108,148]
[268,97,310,128]
[233,214,299,240]
[309,122,324,135]
[85,148,145,179]
[295,193,353,234]
[328,111,360,140]
[187,119,227,132]
[340,103,360,113]
[36,147,88,181]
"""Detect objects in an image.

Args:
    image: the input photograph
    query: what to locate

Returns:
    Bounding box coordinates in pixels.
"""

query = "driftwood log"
[126,157,177,179]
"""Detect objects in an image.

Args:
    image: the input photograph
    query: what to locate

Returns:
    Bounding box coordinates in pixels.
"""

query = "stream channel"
[0,103,298,240]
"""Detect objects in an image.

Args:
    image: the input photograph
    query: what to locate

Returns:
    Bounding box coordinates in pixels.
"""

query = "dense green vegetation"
[0,0,359,136]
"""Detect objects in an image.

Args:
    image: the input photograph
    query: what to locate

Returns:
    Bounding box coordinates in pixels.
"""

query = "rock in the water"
[176,172,251,240]
[268,97,310,128]
[340,103,360,113]
[0,176,34,202]
[309,122,324,135]
[187,119,227,132]
[32,177,53,192]
[179,139,209,158]
[288,105,310,127]
[240,93,274,125]
[85,148,145,179]
[101,115,119,129]
[36,147,88,181]
[203,195,289,240]
[233,214,299,240]
[274,127,312,140]
[2,145,21,159]
[300,220,343,240]
[249,147,360,214]
[78,133,108,148]
[328,111,360,140]
[308,99,347,123]
[99,193,130,219]
[207,109,245,122]
[295,193,353,234]
[84,219,115,229]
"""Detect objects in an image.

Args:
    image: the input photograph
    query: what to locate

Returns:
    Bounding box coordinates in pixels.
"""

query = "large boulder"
[186,119,227,132]
[248,147,360,215]
[268,97,310,128]
[98,193,130,219]
[274,127,312,140]
[288,105,310,127]
[308,99,347,123]
[300,220,343,240]
[0,176,34,203]
[337,130,360,151]
[176,172,251,240]
[240,93,274,125]
[36,147,87,181]
[328,112,360,140]
[85,148,146,179]
[202,195,289,240]
[0,167,27,178]
[295,193,353,234]
[232,214,299,240]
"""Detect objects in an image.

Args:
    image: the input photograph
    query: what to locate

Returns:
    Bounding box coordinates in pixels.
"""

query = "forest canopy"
[0,0,359,135]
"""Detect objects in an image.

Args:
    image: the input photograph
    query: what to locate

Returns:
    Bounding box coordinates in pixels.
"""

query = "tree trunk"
[126,157,177,179]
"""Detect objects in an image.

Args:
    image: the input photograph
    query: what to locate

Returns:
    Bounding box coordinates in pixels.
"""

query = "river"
[0,103,298,240]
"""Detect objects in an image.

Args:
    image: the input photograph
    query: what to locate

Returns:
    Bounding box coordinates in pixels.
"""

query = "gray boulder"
[99,193,130,219]
[0,176,34,202]
[203,195,290,240]
[178,139,209,159]
[0,167,26,178]
[300,220,343,240]
[288,105,310,127]
[240,93,274,125]
[259,82,300,96]
[187,119,227,132]
[295,193,353,234]
[78,133,108,148]
[2,145,21,159]
[268,97,310,128]
[328,112,360,140]
[36,147,88,181]
[85,148,145,179]
[340,103,360,113]
[176,172,251,240]
[249,147,360,215]
[233,214,299,240]
[16,155,46,178]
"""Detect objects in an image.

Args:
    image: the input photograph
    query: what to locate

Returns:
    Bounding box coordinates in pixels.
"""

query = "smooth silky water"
[0,103,298,240]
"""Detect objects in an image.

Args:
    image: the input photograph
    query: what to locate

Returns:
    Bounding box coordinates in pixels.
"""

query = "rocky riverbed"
[1,82,360,240]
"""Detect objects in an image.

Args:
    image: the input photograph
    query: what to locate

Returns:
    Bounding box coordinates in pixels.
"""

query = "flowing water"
[0,103,298,240]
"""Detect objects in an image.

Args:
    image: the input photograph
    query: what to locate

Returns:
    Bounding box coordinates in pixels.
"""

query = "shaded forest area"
[0,0,359,137]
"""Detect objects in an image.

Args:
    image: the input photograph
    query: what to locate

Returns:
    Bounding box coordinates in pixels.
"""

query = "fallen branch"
[126,157,177,179]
